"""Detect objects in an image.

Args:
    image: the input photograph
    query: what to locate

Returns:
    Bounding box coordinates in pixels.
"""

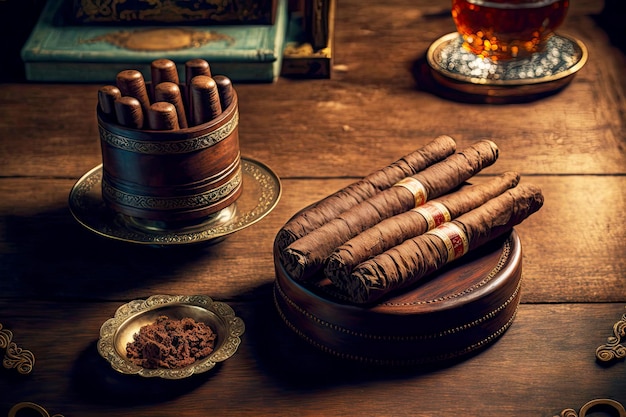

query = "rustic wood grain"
[0,302,624,417]
[0,4,623,180]
[0,175,623,303]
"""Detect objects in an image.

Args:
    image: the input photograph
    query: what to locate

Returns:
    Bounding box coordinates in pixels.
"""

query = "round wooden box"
[98,91,241,224]
[273,229,522,366]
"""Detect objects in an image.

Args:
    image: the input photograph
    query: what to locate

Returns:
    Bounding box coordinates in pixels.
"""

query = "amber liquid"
[451,0,569,60]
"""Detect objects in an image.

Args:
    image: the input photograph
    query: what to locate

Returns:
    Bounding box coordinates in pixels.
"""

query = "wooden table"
[1,1,624,415]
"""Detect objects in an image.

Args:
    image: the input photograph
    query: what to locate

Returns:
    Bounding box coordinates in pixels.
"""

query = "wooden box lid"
[273,229,522,366]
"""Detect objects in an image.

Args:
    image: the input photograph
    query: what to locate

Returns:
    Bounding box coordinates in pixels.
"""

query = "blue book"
[21,0,287,83]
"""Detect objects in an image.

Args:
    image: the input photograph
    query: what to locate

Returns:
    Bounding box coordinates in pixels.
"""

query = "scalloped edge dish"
[97,294,245,379]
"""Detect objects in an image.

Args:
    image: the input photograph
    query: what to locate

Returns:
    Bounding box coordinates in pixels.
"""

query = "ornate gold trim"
[554,399,626,417]
[103,166,242,211]
[84,28,234,52]
[100,111,238,154]
[0,322,35,375]
[596,308,626,363]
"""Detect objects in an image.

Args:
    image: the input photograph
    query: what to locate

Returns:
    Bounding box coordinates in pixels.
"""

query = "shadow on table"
[242,282,494,391]
[1,206,226,298]
[71,340,217,406]
[410,55,570,105]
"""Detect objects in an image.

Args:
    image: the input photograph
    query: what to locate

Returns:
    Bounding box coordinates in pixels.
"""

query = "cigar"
[282,140,500,282]
[147,102,180,130]
[275,135,458,252]
[114,96,144,129]
[324,171,521,282]
[154,82,188,129]
[151,58,180,86]
[190,75,222,126]
[116,70,151,113]
[213,75,234,110]
[185,58,212,84]
[98,85,121,118]
[185,60,213,122]
[341,183,544,304]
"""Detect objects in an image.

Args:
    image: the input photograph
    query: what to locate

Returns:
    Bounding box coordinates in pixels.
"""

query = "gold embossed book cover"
[21,0,287,82]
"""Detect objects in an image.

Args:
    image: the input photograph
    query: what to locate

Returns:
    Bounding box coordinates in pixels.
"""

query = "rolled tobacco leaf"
[274,135,458,252]
[283,140,500,282]
[340,183,544,304]
[324,171,520,282]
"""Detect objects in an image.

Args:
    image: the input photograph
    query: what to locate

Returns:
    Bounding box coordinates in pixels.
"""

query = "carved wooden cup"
[97,91,242,226]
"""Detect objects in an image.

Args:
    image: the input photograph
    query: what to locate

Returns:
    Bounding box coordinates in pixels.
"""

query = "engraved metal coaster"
[427,32,587,99]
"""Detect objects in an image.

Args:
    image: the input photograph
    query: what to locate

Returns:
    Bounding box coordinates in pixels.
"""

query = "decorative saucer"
[97,294,245,379]
[69,157,281,246]
[427,32,587,99]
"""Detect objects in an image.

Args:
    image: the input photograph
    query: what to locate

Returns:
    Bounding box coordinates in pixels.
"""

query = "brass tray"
[68,157,281,246]
[427,32,587,99]
[97,294,245,379]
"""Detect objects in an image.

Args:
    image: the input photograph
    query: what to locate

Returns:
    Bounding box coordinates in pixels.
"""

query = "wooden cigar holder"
[273,227,522,367]
[98,88,242,225]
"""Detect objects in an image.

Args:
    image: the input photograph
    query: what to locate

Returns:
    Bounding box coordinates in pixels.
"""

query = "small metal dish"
[97,295,245,379]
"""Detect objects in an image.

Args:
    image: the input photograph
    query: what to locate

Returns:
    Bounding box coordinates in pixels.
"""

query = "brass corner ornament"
[8,402,64,417]
[554,399,626,417]
[0,322,35,375]
[596,308,626,364]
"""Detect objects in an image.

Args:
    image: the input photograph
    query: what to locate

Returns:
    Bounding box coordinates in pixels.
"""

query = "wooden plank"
[0,5,624,180]
[0,176,624,303]
[0,301,624,416]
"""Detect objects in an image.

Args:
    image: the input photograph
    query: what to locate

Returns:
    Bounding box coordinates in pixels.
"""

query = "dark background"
[0,0,623,83]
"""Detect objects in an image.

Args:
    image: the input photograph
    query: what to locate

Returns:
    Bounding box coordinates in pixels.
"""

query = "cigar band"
[411,201,451,230]
[427,223,469,263]
[393,177,428,207]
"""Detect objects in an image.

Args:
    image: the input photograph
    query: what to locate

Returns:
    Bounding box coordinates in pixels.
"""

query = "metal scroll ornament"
[8,402,64,417]
[0,322,35,374]
[596,308,626,363]
[554,399,626,417]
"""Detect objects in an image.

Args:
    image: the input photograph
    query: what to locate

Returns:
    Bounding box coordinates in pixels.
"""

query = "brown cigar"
[190,75,222,126]
[213,75,234,110]
[185,59,212,121]
[98,85,121,117]
[275,135,458,251]
[154,82,188,129]
[283,140,500,281]
[151,58,180,86]
[147,102,180,131]
[114,96,144,129]
[185,58,212,84]
[116,70,151,113]
[344,184,544,304]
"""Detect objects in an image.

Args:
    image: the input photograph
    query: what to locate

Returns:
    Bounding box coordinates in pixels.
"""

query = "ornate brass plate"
[68,157,281,246]
[97,295,245,379]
